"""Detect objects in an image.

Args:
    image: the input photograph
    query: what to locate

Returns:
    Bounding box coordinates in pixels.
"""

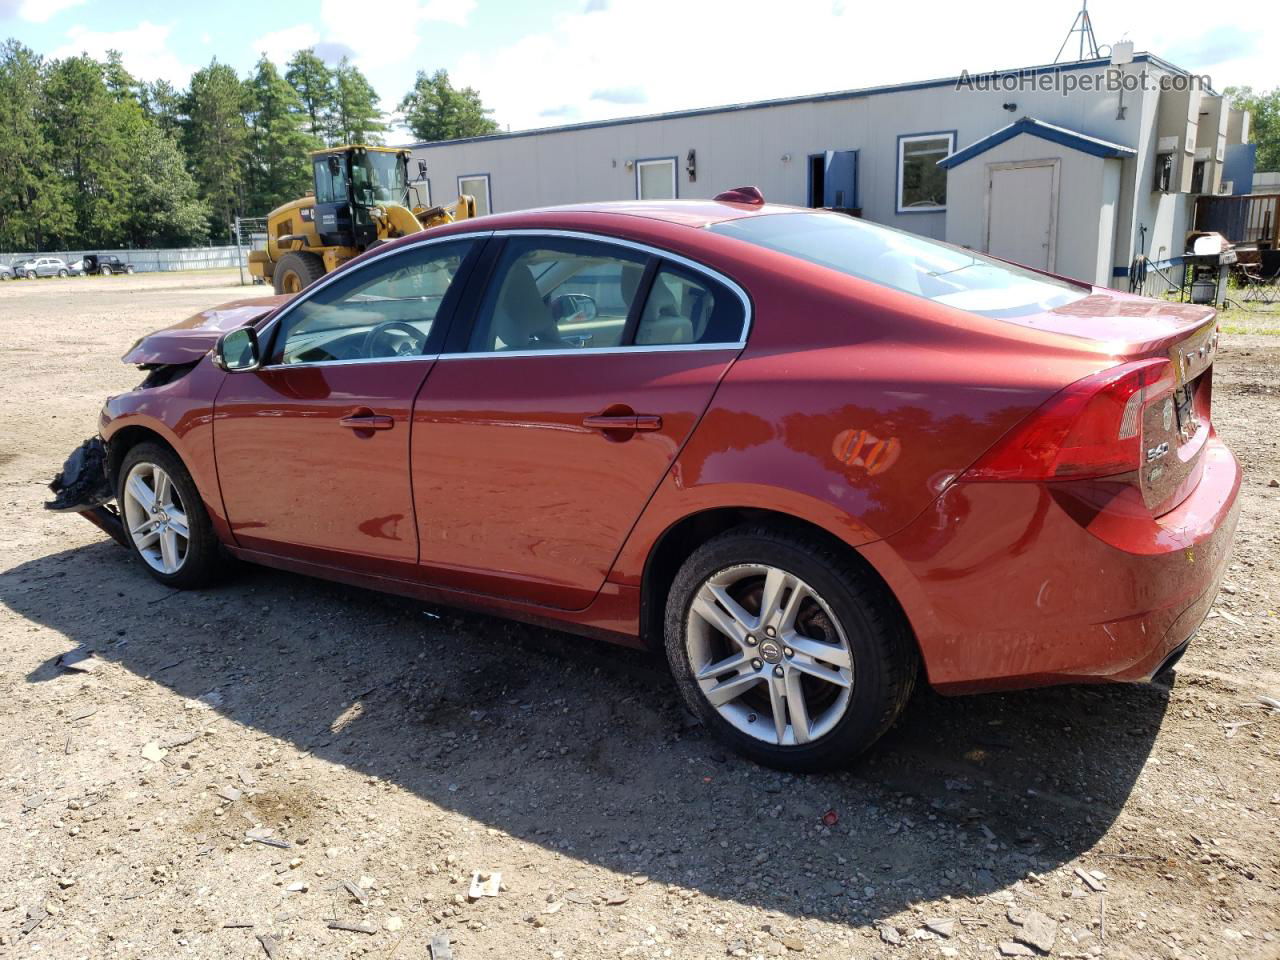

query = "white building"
[403,51,1253,290]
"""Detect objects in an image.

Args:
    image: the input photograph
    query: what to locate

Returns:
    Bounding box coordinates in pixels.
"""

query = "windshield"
[351,152,407,207]
[709,212,1088,319]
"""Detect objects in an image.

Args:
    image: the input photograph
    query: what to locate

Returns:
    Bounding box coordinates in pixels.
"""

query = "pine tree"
[0,40,72,250]
[185,60,250,242]
[285,48,335,145]
[331,57,386,145]
[140,79,184,138]
[398,69,498,143]
[245,56,319,214]
[42,54,133,247]
[125,123,209,246]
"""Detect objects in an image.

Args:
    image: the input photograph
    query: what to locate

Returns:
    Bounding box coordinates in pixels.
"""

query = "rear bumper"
[861,436,1241,693]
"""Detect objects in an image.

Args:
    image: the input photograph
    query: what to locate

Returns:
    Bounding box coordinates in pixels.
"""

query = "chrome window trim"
[252,226,753,367]
[259,353,441,372]
[435,343,741,361]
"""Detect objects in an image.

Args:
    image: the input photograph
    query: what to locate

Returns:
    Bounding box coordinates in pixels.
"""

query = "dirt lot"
[1,271,1278,960]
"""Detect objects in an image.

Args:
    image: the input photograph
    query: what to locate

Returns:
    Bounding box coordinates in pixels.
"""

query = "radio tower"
[1054,0,1101,62]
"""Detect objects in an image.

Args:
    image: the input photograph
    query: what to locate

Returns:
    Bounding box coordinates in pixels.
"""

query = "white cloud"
[51,21,193,86]
[17,0,83,23]
[251,23,322,65]
[452,0,1280,133]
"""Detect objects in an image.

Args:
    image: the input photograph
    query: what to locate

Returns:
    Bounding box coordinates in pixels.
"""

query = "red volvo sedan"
[50,190,1240,770]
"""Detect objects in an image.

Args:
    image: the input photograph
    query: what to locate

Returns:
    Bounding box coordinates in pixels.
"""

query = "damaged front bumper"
[45,436,129,548]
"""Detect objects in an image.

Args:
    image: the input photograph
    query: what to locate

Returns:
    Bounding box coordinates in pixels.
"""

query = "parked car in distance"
[66,259,87,276]
[53,190,1240,770]
[14,256,71,278]
[82,254,135,276]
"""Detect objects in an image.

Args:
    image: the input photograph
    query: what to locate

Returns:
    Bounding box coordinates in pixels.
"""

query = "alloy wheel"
[685,563,854,746]
[121,462,190,575]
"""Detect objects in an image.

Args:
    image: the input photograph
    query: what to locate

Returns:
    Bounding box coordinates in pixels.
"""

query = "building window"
[896,133,953,213]
[1190,160,1206,194]
[1153,153,1173,193]
[458,174,491,216]
[636,157,677,200]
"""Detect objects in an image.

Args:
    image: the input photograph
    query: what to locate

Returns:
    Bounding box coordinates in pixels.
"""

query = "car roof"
[470,199,802,231]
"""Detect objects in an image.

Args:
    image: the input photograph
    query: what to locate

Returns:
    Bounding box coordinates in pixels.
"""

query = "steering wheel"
[363,320,426,358]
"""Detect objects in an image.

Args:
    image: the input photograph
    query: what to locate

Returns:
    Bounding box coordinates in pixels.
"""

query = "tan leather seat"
[491,263,560,349]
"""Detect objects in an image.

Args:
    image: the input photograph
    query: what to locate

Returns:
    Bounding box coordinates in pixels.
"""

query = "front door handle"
[339,413,395,431]
[582,413,663,431]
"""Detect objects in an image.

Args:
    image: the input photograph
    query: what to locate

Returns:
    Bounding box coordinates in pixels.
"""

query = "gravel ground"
[1,271,1278,960]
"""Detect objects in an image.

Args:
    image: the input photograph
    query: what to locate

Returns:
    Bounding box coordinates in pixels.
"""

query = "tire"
[100,265,111,276]
[57,268,68,277]
[0,272,9,281]
[273,251,327,295]
[125,265,135,274]
[664,524,918,771]
[116,442,222,589]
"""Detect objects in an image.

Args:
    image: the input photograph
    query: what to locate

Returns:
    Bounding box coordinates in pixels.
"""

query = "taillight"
[962,359,1174,481]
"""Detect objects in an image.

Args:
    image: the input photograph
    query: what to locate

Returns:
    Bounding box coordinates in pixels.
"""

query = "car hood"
[121,296,288,365]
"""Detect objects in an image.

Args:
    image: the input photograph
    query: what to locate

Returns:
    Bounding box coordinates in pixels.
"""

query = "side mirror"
[213,327,260,372]
[550,294,598,323]
[417,159,428,180]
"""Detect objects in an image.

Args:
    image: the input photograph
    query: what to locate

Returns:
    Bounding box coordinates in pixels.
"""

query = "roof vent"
[713,186,765,206]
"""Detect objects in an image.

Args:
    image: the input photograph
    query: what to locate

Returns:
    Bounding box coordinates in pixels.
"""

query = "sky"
[1,0,1274,140]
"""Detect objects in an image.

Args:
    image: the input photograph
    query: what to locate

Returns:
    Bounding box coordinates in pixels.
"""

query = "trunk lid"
[121,296,287,366]
[1010,289,1220,515]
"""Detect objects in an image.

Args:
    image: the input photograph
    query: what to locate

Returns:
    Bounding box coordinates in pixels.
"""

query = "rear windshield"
[709,212,1088,318]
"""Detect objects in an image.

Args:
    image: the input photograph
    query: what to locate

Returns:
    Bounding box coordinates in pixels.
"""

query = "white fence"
[2,245,245,273]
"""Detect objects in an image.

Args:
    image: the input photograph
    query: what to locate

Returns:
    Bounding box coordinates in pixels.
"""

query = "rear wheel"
[273,252,326,295]
[117,442,221,588]
[665,525,918,771]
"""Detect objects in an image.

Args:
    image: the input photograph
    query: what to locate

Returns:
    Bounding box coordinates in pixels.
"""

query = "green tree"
[140,79,184,138]
[42,54,134,247]
[1225,86,1280,172]
[184,59,250,241]
[331,57,385,144]
[398,68,498,143]
[103,50,140,103]
[0,40,72,250]
[124,123,209,246]
[285,48,334,144]
[245,56,318,214]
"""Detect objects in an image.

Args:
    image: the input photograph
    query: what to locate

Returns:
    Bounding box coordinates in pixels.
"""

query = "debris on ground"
[467,869,502,900]
[140,741,167,763]
[57,650,97,673]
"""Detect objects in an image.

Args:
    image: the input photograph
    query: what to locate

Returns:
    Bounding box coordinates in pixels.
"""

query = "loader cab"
[310,147,412,249]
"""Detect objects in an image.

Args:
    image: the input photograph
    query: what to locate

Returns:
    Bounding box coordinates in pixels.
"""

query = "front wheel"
[117,442,222,588]
[665,525,918,771]
[273,251,326,295]
[57,268,68,277]
[100,265,111,276]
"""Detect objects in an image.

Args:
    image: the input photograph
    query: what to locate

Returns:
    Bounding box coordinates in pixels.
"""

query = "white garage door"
[987,161,1058,271]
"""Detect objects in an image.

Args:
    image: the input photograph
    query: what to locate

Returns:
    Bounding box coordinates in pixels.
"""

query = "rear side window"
[710,212,1087,319]
[636,265,744,346]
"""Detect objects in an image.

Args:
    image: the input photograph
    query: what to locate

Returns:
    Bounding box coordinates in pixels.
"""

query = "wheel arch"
[637,506,914,655]
[105,423,183,489]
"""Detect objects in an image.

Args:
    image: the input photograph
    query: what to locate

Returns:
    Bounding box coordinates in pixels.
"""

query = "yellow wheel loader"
[248,145,477,294]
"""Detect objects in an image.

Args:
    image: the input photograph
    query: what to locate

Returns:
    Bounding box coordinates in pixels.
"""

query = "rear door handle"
[339,414,395,431]
[582,414,663,431]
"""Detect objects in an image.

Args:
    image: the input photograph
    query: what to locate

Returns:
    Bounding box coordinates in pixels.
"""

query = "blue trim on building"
[402,53,1197,150]
[896,131,955,214]
[939,117,1136,169]
[634,156,679,199]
